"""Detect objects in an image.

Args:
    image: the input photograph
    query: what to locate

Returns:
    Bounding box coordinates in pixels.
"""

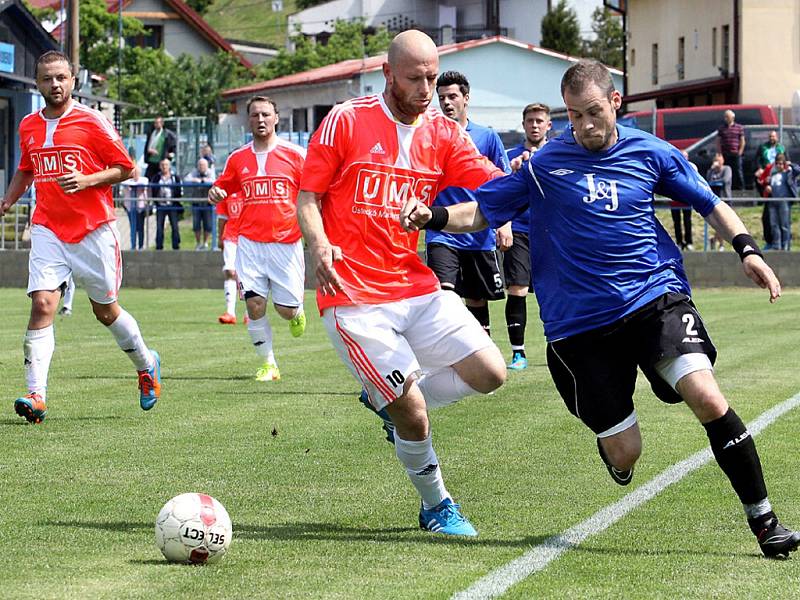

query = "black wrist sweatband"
[732,233,763,262]
[421,206,449,231]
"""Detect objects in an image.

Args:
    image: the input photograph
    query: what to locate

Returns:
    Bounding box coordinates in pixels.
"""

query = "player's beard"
[388,85,430,120]
[44,90,70,110]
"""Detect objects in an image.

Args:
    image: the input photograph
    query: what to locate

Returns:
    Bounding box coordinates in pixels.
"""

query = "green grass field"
[2,287,800,599]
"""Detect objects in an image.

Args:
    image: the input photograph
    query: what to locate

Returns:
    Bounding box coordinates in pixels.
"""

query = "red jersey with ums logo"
[18,102,134,243]
[215,193,244,242]
[301,94,503,311]
[213,139,305,244]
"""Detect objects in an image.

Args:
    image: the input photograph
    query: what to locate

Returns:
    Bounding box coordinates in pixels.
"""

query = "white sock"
[107,308,153,371]
[24,326,55,399]
[394,433,449,510]
[62,278,75,310]
[247,316,275,364]
[224,279,237,315]
[417,367,479,410]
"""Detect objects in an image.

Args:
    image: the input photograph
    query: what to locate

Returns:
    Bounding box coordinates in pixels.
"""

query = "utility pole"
[68,0,79,72]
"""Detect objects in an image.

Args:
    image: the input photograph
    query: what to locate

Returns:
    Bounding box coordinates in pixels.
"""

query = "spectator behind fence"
[755,131,786,249]
[144,116,177,180]
[151,158,183,250]
[121,164,150,250]
[184,158,216,250]
[201,144,216,167]
[670,150,698,251]
[716,109,746,190]
[758,153,800,251]
[706,153,733,251]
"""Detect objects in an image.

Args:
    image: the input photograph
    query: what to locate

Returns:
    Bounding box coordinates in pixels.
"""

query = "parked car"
[623,104,778,149]
[685,125,800,189]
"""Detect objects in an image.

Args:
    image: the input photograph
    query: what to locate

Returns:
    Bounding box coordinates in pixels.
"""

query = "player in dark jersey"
[401,59,799,559]
[503,102,552,370]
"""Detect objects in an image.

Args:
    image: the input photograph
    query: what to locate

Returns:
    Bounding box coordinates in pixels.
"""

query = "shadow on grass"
[74,374,253,382]
[46,519,550,548]
[570,542,763,560]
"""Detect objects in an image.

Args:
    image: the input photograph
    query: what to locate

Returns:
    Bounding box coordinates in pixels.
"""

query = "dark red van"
[622,104,778,149]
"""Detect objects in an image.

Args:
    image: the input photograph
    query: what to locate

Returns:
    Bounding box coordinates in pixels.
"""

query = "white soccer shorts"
[28,223,122,304]
[322,290,495,410]
[222,239,238,272]
[235,235,305,307]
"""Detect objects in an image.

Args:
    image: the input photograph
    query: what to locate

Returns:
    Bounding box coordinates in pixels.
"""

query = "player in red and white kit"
[215,192,244,324]
[297,31,507,536]
[209,96,306,382]
[0,51,160,423]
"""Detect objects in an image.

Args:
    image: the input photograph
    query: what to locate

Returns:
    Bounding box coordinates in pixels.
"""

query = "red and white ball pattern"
[155,493,232,564]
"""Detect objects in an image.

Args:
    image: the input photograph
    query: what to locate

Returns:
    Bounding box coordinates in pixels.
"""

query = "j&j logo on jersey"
[549,168,574,176]
[354,168,436,211]
[241,176,290,203]
[582,173,619,212]
[30,148,83,176]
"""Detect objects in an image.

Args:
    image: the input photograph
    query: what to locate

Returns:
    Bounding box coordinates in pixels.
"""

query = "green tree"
[540,0,581,57]
[77,0,147,75]
[185,0,214,15]
[582,7,623,69]
[256,20,391,80]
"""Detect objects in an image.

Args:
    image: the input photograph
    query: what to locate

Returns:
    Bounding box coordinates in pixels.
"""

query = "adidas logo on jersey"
[370,142,385,155]
[549,168,574,176]
[28,135,35,145]
[241,166,250,174]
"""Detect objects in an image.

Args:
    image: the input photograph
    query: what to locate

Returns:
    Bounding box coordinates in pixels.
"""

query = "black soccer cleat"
[596,438,633,486]
[753,515,800,559]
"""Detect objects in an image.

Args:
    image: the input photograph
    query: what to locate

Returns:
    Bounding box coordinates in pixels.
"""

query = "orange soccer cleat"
[218,313,237,325]
[14,392,48,424]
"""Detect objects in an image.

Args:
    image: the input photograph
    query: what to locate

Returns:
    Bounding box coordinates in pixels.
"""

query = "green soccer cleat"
[289,312,306,338]
[255,361,281,382]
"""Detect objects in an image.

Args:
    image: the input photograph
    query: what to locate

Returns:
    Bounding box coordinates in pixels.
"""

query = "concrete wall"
[3,250,800,291]
[626,0,800,109]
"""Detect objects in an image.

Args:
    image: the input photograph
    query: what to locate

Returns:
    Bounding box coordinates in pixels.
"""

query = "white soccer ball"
[155,493,232,564]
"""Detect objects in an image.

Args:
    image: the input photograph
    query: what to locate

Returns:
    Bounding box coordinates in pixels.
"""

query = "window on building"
[712,27,717,66]
[126,25,163,50]
[651,43,658,85]
[722,24,730,74]
[678,37,685,80]
[292,108,308,132]
[630,48,635,67]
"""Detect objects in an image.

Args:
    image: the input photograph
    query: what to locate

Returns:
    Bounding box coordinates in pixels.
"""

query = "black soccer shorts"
[502,232,531,288]
[426,243,505,301]
[546,292,717,436]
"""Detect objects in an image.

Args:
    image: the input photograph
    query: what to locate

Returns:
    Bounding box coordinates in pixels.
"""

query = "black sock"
[703,408,768,508]
[505,294,527,347]
[467,304,490,335]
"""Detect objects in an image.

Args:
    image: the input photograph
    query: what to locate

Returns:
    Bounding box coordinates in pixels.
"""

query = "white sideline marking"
[453,393,800,600]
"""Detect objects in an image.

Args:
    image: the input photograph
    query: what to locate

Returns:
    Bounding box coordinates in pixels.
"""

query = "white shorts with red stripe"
[27,223,122,304]
[222,239,237,272]
[322,290,493,410]
[235,236,305,307]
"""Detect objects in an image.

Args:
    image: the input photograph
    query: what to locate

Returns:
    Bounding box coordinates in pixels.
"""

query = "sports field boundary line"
[452,392,800,600]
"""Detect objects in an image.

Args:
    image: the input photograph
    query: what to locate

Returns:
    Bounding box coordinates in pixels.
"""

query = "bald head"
[387,30,438,68]
[382,30,440,124]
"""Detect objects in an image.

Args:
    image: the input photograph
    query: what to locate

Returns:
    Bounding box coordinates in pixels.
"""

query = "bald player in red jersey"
[209,96,306,382]
[0,51,161,424]
[297,31,507,537]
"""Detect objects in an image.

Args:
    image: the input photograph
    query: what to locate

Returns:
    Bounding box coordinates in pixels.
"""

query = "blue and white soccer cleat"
[358,389,395,444]
[138,350,161,411]
[508,352,528,370]
[419,498,478,537]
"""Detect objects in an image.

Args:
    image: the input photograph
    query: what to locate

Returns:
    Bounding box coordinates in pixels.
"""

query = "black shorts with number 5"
[546,292,717,436]
[426,243,505,301]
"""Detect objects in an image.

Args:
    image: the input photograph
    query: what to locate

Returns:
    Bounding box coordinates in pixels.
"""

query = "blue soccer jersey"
[426,120,511,251]
[475,125,720,341]
[506,142,535,235]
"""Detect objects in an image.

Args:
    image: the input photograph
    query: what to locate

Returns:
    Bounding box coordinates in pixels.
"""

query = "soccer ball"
[155,493,232,564]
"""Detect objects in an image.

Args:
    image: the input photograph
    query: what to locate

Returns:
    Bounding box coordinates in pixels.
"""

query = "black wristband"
[731,233,763,262]
[421,205,449,231]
